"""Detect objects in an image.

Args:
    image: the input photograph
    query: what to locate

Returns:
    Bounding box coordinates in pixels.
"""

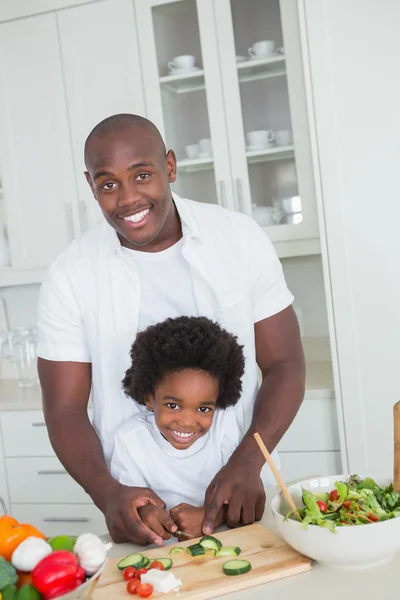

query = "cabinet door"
[214,0,319,243]
[135,0,234,210]
[0,13,78,269]
[57,0,146,231]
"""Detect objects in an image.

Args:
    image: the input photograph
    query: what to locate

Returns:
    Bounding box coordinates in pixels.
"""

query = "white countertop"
[102,484,400,600]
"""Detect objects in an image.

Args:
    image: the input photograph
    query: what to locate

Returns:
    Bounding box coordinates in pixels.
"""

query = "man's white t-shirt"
[122,238,198,332]
[110,409,279,511]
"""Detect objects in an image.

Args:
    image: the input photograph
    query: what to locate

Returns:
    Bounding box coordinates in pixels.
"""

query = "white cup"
[198,138,212,156]
[185,144,199,160]
[248,40,275,58]
[274,129,293,146]
[246,129,274,148]
[168,55,196,71]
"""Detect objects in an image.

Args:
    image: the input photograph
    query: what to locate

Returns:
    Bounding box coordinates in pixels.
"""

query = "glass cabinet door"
[135,0,234,210]
[214,0,319,242]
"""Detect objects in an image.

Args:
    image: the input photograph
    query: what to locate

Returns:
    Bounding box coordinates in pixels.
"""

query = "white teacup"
[251,204,277,227]
[275,129,293,146]
[246,129,274,148]
[185,144,199,160]
[198,138,212,156]
[168,55,196,71]
[248,40,275,58]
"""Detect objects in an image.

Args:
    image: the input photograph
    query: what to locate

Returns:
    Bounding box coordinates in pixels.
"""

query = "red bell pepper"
[32,550,86,599]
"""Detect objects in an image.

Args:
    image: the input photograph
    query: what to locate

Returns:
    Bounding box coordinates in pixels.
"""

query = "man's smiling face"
[84,123,178,250]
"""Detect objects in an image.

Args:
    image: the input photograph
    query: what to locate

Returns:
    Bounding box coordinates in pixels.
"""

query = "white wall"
[303,0,400,476]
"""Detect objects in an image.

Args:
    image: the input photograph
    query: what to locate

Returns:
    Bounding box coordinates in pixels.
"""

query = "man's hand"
[170,503,205,540]
[203,451,265,535]
[104,482,176,546]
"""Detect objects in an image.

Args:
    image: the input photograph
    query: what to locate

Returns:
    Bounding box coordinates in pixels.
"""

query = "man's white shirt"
[37,194,294,463]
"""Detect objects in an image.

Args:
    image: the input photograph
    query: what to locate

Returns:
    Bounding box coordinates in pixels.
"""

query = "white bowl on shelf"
[271,475,400,570]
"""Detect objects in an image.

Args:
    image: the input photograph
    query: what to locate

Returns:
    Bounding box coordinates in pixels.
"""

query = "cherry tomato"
[137,583,153,598]
[329,489,339,502]
[123,567,137,581]
[148,561,164,571]
[343,500,352,509]
[368,513,379,522]
[127,579,139,594]
[136,568,148,580]
[316,500,327,512]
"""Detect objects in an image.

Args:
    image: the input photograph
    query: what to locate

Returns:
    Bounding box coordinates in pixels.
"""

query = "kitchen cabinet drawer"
[277,398,340,452]
[278,451,342,483]
[11,503,108,537]
[1,409,94,457]
[6,457,92,504]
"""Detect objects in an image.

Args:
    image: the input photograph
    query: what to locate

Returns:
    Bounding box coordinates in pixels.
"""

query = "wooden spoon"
[393,401,400,491]
[253,432,299,516]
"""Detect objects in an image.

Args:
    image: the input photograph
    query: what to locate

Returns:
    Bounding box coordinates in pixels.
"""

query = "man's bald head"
[84,114,166,170]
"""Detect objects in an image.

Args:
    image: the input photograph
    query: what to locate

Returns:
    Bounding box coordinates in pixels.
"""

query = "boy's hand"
[170,503,205,540]
[137,504,178,542]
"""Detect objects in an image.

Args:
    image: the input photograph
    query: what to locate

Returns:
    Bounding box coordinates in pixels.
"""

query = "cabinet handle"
[65,203,74,241]
[218,180,226,207]
[43,517,89,523]
[37,469,67,475]
[79,200,88,231]
[32,422,46,427]
[235,178,245,213]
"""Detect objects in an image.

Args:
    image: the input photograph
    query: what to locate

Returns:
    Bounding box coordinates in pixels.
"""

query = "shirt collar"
[99,193,199,260]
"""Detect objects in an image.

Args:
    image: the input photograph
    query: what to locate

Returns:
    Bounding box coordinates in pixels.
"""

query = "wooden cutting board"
[93,523,312,600]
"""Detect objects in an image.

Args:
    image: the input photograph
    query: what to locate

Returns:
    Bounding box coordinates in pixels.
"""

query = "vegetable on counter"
[169,547,184,556]
[186,543,205,557]
[215,546,241,557]
[12,537,52,573]
[0,558,17,591]
[285,474,400,532]
[73,533,111,576]
[117,554,146,571]
[0,518,46,563]
[47,537,76,554]
[31,550,85,599]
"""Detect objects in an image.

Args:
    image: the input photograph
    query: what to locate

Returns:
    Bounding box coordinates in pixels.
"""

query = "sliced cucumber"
[156,557,173,570]
[169,546,185,556]
[117,553,145,570]
[216,546,241,557]
[141,557,150,568]
[222,559,252,576]
[187,543,206,557]
[205,548,217,557]
[199,535,222,551]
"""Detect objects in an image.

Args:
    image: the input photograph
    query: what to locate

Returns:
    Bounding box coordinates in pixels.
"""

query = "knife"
[174,529,194,539]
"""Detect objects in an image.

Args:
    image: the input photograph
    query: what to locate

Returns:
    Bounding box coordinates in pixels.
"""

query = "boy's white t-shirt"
[110,408,279,511]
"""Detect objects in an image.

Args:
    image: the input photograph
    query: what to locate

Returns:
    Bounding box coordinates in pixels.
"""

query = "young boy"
[110,316,278,542]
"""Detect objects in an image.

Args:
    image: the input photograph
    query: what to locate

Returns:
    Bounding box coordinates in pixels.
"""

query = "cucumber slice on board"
[141,557,150,568]
[169,546,185,556]
[199,535,222,550]
[117,553,145,570]
[215,546,241,557]
[187,543,206,556]
[157,557,173,570]
[222,559,252,576]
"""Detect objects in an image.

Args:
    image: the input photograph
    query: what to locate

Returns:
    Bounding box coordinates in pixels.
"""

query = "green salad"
[285,474,400,533]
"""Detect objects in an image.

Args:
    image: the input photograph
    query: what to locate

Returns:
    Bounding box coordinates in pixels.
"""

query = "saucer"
[246,143,275,152]
[197,152,213,159]
[249,53,276,61]
[236,55,247,63]
[168,66,200,75]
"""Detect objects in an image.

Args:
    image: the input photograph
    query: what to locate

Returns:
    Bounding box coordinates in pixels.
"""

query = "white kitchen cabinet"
[135,0,319,255]
[0,13,78,270]
[57,0,146,231]
[11,504,107,537]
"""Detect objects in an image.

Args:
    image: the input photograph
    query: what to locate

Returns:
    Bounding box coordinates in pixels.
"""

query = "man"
[37,114,305,546]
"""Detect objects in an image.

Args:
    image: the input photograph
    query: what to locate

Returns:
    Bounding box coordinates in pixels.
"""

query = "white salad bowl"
[271,475,400,570]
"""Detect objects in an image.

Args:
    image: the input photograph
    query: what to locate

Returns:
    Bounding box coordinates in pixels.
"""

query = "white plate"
[236,55,247,63]
[249,53,276,61]
[246,143,275,152]
[168,66,200,75]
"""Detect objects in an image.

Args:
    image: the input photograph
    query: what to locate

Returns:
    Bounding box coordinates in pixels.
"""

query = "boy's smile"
[146,369,219,450]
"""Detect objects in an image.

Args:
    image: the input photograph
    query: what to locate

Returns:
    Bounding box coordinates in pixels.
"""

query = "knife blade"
[174,529,194,539]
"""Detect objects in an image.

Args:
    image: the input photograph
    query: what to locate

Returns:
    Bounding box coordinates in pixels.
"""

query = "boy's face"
[146,369,219,450]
